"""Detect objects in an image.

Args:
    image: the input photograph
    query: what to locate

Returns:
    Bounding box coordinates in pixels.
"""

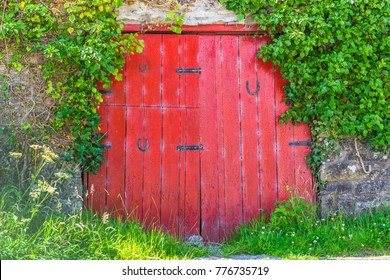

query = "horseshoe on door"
[137,138,149,152]
[246,79,260,95]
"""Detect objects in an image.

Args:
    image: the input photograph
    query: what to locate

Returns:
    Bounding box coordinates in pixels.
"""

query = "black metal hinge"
[176,68,201,74]
[177,144,203,151]
[103,143,112,149]
[99,89,112,95]
[289,141,311,147]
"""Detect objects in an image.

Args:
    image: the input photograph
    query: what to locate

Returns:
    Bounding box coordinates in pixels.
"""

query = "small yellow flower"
[30,144,42,150]
[9,152,22,159]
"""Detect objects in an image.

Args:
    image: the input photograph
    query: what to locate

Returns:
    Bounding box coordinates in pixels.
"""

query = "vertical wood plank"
[216,36,226,240]
[221,36,243,234]
[143,35,162,107]
[275,68,296,202]
[178,37,186,236]
[162,35,180,107]
[126,36,144,106]
[97,73,125,106]
[182,35,200,108]
[239,36,261,223]
[178,108,186,237]
[294,123,314,202]
[183,108,201,237]
[143,108,163,228]
[88,106,108,214]
[258,37,278,216]
[199,35,220,242]
[105,106,126,217]
[161,108,181,235]
[125,107,144,222]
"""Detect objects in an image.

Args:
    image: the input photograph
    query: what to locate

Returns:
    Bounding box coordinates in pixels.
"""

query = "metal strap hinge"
[177,144,203,151]
[99,89,112,94]
[176,68,201,74]
[103,143,112,149]
[289,141,311,147]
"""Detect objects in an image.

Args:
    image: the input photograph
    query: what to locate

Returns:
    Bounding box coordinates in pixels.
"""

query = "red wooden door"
[199,35,313,241]
[86,33,314,242]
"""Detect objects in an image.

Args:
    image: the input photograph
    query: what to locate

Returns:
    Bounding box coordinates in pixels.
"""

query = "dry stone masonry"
[319,138,390,216]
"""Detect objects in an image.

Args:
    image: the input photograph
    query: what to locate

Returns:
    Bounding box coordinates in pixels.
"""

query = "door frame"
[123,24,262,35]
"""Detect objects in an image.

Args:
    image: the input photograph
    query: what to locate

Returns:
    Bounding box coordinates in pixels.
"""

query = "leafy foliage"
[0,0,143,172]
[221,0,389,168]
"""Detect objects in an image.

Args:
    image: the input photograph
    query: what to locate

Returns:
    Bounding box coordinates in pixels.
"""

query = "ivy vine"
[0,0,143,173]
[220,0,389,171]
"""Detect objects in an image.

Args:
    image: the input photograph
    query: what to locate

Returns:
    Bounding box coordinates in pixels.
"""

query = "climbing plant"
[0,0,143,172]
[220,0,389,170]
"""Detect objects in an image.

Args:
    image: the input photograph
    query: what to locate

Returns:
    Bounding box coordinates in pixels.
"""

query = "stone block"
[320,179,390,216]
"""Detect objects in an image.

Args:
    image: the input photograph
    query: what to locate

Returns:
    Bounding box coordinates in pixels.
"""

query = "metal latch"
[177,144,204,151]
[289,141,311,146]
[176,68,201,74]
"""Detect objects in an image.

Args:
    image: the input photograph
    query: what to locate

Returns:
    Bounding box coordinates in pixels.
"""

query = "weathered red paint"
[86,28,314,242]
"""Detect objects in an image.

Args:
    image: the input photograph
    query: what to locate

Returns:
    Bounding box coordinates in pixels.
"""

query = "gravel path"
[196,254,283,260]
[197,254,390,260]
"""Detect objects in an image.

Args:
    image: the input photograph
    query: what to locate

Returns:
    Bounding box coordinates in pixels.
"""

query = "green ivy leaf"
[237,14,245,21]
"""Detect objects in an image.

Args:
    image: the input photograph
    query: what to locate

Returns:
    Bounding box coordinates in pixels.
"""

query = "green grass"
[0,186,209,260]
[0,211,211,260]
[1,184,389,260]
[221,198,390,259]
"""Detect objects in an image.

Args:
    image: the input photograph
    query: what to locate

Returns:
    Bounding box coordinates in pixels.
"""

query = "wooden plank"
[105,106,126,218]
[161,108,181,235]
[258,36,278,216]
[293,123,314,202]
[162,35,180,107]
[181,35,200,108]
[100,73,125,106]
[275,68,296,202]
[215,36,226,240]
[126,37,144,106]
[183,108,201,237]
[125,107,144,222]
[221,35,243,234]
[178,108,186,237]
[143,108,163,228]
[143,35,162,107]
[88,105,108,214]
[199,35,220,242]
[239,36,261,223]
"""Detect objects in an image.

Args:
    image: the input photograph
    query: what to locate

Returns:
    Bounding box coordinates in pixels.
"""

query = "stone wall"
[0,53,83,215]
[319,138,390,216]
[118,0,254,25]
